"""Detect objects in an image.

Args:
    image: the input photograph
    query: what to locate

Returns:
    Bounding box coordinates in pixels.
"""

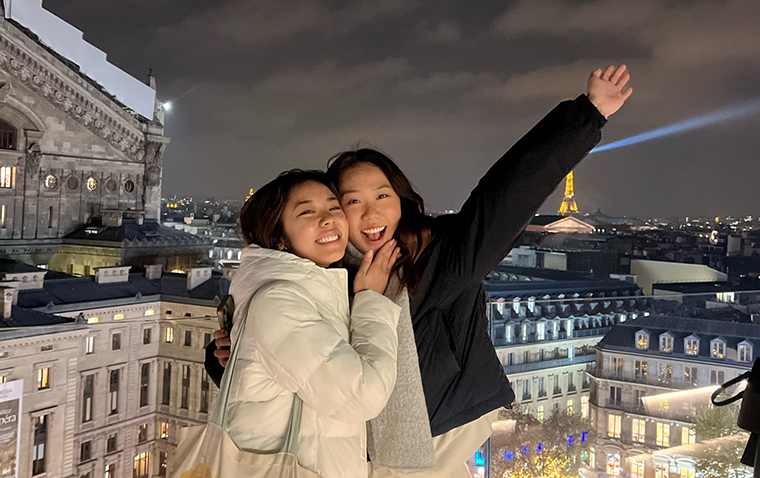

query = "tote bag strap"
[210,285,305,455]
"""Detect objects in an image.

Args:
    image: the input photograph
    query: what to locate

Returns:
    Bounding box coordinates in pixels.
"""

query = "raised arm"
[430,65,632,289]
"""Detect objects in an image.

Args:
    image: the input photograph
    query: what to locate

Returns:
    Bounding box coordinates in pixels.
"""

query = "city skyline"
[44,0,760,218]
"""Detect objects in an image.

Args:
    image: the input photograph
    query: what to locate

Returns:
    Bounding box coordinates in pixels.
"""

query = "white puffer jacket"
[226,246,401,478]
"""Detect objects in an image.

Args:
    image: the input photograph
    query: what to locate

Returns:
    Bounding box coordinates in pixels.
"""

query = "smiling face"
[338,163,402,254]
[280,180,348,267]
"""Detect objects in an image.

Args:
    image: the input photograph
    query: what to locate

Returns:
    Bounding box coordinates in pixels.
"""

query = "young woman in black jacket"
[206,64,632,476]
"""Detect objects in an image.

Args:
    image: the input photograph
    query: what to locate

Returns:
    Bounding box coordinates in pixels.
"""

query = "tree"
[491,405,595,478]
[693,402,750,478]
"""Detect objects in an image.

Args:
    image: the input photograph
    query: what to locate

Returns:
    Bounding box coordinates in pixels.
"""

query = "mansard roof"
[16,270,230,310]
[598,314,760,361]
[63,219,212,247]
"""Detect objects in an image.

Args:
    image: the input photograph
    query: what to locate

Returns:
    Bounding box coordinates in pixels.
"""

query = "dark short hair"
[240,169,335,249]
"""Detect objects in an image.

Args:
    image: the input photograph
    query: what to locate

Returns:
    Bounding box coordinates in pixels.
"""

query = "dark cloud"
[44,0,760,218]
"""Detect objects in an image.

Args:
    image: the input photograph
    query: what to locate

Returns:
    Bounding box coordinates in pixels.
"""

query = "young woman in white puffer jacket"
[224,169,402,478]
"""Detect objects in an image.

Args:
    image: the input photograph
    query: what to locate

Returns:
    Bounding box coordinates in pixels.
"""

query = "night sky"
[44,0,760,218]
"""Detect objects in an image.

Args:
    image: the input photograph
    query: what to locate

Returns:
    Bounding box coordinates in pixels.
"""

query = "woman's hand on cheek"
[353,239,400,294]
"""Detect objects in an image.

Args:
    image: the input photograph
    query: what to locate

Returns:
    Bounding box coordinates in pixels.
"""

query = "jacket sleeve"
[431,94,606,292]
[204,340,225,388]
[245,284,401,422]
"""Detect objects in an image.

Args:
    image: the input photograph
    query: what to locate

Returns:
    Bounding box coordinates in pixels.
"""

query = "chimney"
[187,267,212,290]
[95,266,132,284]
[145,264,163,280]
[222,266,237,280]
[3,272,46,290]
[0,287,13,319]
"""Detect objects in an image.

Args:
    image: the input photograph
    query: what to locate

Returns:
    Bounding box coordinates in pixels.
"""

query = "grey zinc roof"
[598,314,760,361]
[16,272,230,310]
[64,219,211,245]
[0,308,75,328]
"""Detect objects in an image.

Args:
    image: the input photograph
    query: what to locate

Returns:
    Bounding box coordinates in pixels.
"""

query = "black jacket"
[205,94,606,437]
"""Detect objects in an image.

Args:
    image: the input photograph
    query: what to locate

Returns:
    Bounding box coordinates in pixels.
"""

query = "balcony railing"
[491,326,613,347]
[600,399,697,422]
[503,353,595,375]
[589,370,704,390]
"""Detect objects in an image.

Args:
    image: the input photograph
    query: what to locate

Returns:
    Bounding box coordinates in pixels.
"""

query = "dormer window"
[504,324,513,344]
[536,321,546,341]
[660,333,673,353]
[738,341,753,363]
[684,335,699,356]
[636,330,649,350]
[711,338,726,359]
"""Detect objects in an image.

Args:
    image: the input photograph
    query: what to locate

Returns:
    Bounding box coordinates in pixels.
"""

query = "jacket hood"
[230,245,320,298]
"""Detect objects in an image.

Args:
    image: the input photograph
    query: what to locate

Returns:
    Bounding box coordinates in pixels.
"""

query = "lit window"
[608,415,621,438]
[114,313,124,320]
[656,422,670,447]
[144,309,155,316]
[606,454,621,476]
[165,327,174,343]
[631,461,645,478]
[680,466,695,478]
[655,463,669,478]
[537,405,544,422]
[739,342,753,362]
[636,331,649,350]
[86,177,97,191]
[581,396,589,419]
[632,418,646,443]
[682,427,696,446]
[160,422,169,439]
[566,399,574,415]
[85,336,95,355]
[685,336,699,355]
[105,464,115,478]
[711,339,726,359]
[87,316,99,324]
[44,174,58,189]
[37,367,50,390]
[0,166,14,188]
[208,250,214,259]
[634,360,648,380]
[227,250,233,260]
[133,452,150,478]
[660,333,673,352]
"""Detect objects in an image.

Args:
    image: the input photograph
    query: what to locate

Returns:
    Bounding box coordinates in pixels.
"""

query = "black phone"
[216,294,235,336]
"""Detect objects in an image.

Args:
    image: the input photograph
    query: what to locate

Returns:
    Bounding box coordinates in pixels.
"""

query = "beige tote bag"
[170,292,321,478]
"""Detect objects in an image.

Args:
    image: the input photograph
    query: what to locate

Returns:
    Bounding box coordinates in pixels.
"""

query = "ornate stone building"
[0,1,209,274]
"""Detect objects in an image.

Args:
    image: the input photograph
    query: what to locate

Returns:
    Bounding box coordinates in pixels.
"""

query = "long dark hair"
[327,148,433,294]
[240,169,335,249]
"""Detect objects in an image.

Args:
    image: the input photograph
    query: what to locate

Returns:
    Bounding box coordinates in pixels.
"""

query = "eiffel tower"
[558,171,579,215]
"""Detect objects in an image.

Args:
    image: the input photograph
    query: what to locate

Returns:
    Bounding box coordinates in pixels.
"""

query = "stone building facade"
[0,1,186,272]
